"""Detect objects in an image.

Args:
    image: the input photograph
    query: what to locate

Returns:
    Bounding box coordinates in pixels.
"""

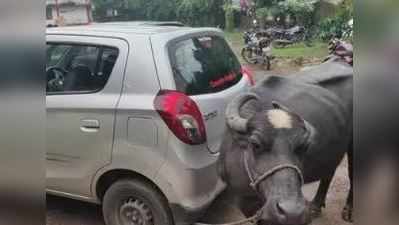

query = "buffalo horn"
[225,93,260,132]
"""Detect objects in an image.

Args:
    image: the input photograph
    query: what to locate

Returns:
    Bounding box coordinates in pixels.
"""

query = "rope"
[194,151,304,225]
[193,210,261,225]
[243,151,304,190]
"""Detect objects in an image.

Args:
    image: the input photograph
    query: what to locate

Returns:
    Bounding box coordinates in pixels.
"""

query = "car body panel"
[91,35,169,198]
[191,76,252,153]
[46,24,249,225]
[46,35,129,197]
[151,31,252,153]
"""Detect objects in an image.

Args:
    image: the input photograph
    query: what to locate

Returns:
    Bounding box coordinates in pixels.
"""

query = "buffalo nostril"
[276,202,286,217]
[275,200,307,223]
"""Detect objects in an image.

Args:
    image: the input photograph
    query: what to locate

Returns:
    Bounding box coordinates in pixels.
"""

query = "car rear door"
[45,35,128,197]
[167,35,252,153]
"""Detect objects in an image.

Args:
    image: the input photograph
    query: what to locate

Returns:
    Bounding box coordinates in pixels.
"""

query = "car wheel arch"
[95,169,168,203]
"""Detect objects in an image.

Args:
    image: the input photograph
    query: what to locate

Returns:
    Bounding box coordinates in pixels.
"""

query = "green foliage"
[317,1,353,41]
[143,0,177,21]
[256,7,271,19]
[277,0,319,26]
[224,31,328,60]
[122,0,176,21]
[92,0,123,20]
[252,0,319,27]
[92,0,224,27]
[256,0,281,8]
[278,0,316,15]
[224,3,235,31]
[272,41,327,58]
[342,0,353,15]
[177,0,224,27]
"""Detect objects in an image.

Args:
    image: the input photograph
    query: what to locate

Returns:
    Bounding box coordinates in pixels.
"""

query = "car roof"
[101,21,185,27]
[46,21,221,39]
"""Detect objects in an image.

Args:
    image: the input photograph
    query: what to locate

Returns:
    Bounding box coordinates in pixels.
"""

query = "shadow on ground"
[47,195,104,225]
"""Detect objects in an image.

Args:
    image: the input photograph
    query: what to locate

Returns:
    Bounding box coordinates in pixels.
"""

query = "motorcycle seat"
[286,26,303,34]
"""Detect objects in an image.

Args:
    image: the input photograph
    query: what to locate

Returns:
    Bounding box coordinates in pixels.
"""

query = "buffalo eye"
[249,135,262,152]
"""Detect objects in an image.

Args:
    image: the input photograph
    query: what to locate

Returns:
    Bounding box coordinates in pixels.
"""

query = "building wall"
[58,5,90,25]
[47,0,88,5]
[46,0,92,26]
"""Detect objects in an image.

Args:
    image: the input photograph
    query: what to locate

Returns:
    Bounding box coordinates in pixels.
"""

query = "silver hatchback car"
[46,23,253,225]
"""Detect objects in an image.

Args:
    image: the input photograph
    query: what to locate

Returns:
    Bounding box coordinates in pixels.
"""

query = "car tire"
[102,179,174,225]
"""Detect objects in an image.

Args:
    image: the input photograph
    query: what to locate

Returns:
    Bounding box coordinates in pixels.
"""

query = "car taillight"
[154,90,207,145]
[241,66,255,86]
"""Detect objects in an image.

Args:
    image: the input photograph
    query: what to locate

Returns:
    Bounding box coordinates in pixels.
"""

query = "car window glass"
[46,44,71,67]
[170,36,242,95]
[98,47,118,77]
[46,43,119,94]
[67,46,99,75]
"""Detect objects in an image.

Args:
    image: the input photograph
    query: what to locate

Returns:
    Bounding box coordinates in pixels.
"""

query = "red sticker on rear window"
[210,72,237,88]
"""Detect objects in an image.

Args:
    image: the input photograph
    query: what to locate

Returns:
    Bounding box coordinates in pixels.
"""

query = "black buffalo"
[218,61,353,225]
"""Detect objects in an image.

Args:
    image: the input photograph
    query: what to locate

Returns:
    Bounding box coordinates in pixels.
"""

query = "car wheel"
[102,179,174,225]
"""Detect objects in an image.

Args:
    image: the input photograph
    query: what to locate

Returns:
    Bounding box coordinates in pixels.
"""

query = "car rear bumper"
[169,178,226,225]
[153,145,226,225]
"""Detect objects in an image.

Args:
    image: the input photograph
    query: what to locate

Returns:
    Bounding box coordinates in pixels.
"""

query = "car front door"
[46,35,128,198]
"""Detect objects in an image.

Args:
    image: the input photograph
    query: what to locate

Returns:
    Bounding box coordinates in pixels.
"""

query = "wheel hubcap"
[119,198,154,225]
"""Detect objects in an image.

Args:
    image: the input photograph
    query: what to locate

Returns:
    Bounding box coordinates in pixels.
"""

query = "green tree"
[278,0,318,26]
[141,0,177,21]
[223,2,235,31]
[92,0,225,27]
[92,0,127,21]
[123,0,177,21]
[176,0,224,27]
[318,0,353,41]
[256,0,281,8]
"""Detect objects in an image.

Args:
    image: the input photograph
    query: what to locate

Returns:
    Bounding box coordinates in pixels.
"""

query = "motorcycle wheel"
[263,56,271,71]
[241,48,256,64]
[272,40,290,49]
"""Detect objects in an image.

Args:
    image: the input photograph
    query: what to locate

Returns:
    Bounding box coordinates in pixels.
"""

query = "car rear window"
[169,35,242,95]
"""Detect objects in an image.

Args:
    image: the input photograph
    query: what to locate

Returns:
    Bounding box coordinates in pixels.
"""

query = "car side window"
[46,43,119,94]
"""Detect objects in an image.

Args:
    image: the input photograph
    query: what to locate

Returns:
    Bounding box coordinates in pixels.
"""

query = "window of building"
[46,6,53,20]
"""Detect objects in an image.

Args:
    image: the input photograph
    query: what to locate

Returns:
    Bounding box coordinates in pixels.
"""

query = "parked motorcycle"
[301,38,353,72]
[324,38,353,66]
[342,19,353,40]
[266,25,308,48]
[241,29,273,70]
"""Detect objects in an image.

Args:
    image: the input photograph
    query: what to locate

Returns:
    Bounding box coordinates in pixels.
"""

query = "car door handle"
[80,119,100,132]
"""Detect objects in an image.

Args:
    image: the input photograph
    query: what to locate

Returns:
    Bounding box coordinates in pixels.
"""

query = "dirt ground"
[46,159,350,225]
[46,66,351,225]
